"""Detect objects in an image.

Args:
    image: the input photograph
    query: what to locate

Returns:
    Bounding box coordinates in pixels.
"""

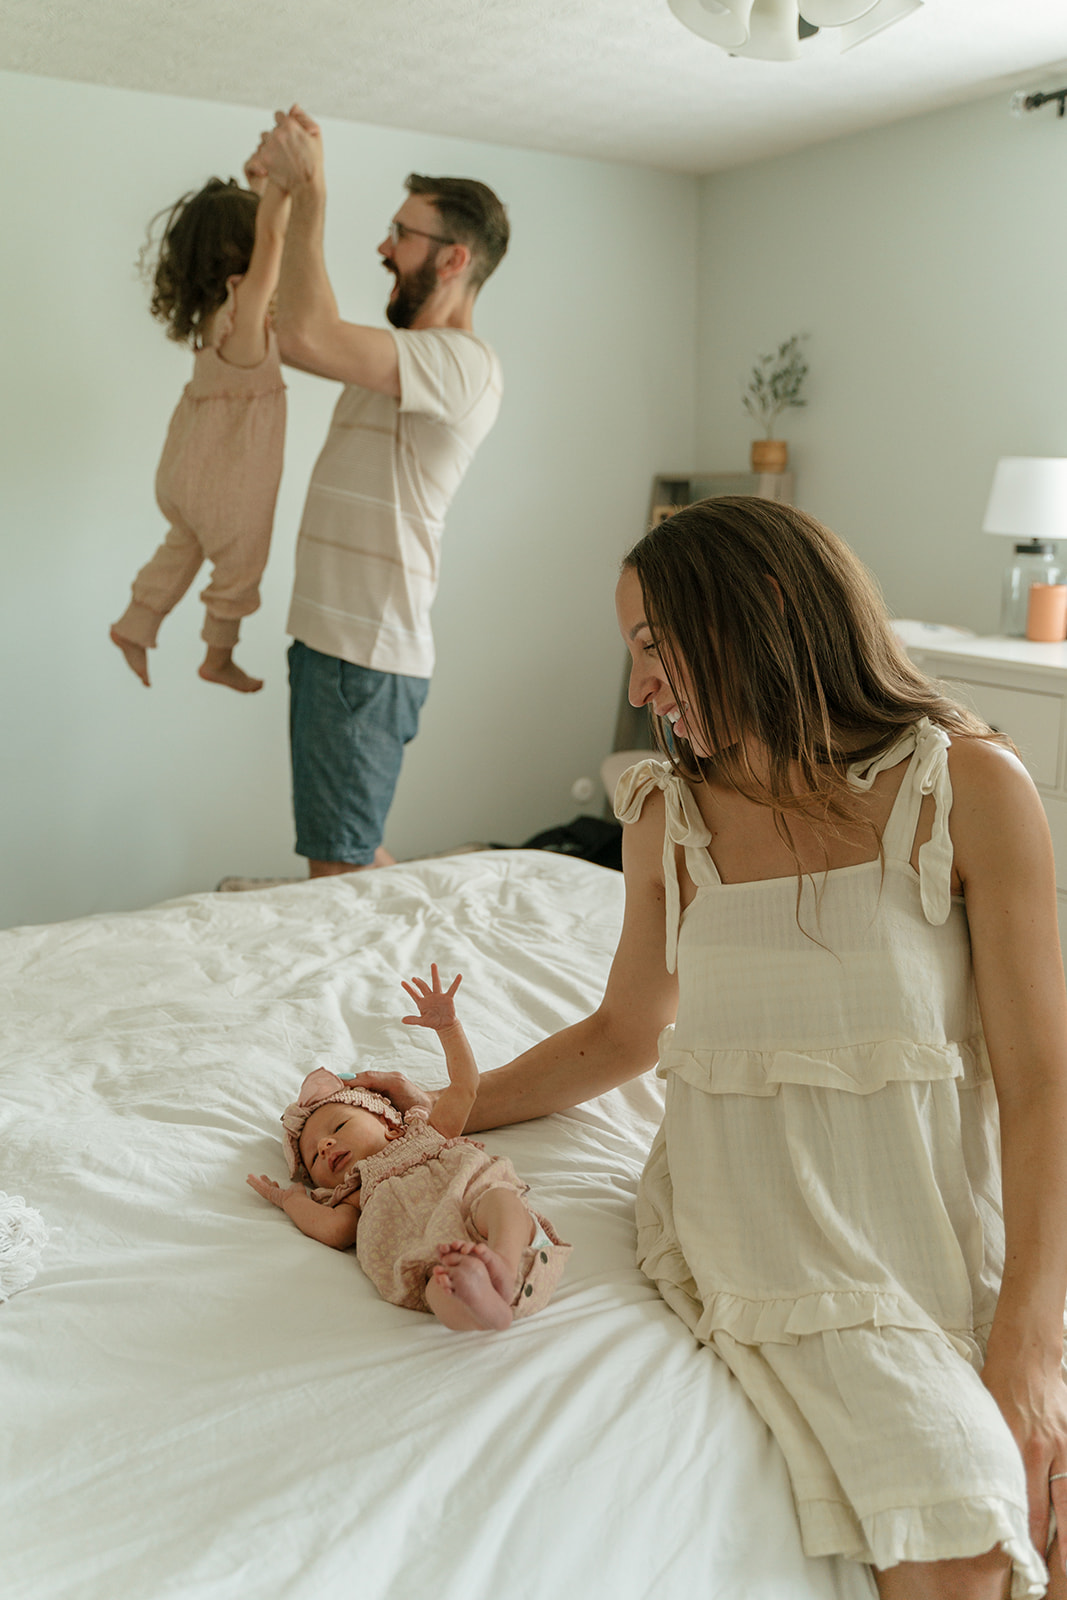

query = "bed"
[1,849,873,1600]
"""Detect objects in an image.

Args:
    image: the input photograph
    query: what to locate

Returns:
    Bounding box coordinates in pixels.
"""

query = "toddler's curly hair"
[140,177,259,346]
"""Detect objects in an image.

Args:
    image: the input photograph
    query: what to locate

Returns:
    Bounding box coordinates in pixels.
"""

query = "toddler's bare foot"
[198,649,263,694]
[437,1239,517,1303]
[373,846,396,867]
[431,1253,514,1331]
[110,626,150,686]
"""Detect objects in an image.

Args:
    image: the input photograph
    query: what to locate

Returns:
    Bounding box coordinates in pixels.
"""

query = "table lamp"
[983,457,1067,635]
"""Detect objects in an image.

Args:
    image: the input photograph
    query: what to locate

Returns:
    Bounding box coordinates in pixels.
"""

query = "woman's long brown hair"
[623,497,1005,845]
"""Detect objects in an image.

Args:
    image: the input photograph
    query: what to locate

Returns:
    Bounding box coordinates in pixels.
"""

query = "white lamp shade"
[982,457,1067,542]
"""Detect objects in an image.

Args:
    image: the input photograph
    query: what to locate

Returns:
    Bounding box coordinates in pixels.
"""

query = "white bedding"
[1,850,873,1600]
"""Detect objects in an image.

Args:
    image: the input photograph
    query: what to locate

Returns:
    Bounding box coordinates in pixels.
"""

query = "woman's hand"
[344,1069,437,1116]
[246,1172,302,1209]
[401,965,462,1036]
[982,1349,1067,1565]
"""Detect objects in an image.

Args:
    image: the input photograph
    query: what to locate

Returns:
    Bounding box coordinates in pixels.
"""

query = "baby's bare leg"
[426,1190,535,1332]
[438,1189,535,1290]
[473,1188,535,1288]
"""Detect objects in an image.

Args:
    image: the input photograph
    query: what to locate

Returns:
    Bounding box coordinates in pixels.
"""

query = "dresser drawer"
[940,678,1062,790]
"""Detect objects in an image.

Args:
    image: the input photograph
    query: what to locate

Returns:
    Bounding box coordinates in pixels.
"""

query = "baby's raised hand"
[401,964,462,1034]
[247,1172,301,1209]
[243,152,268,196]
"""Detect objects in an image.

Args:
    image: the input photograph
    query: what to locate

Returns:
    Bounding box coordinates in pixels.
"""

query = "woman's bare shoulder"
[946,733,1051,873]
[617,776,671,896]
[946,732,1034,804]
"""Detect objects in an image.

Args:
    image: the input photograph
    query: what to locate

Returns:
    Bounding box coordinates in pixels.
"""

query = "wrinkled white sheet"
[0,851,873,1600]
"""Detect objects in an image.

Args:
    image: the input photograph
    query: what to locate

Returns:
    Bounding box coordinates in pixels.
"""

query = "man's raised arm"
[251,106,401,396]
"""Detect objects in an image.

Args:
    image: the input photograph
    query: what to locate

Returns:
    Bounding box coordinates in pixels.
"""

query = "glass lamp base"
[999,542,1062,636]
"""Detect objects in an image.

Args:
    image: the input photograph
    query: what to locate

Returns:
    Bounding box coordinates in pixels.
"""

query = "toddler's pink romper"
[319,1110,570,1318]
[115,300,286,652]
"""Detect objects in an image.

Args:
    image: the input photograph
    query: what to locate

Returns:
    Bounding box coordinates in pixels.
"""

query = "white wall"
[696,90,1067,633]
[0,72,697,929]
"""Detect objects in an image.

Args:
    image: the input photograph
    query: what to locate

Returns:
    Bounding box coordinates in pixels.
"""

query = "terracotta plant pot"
[751,439,788,474]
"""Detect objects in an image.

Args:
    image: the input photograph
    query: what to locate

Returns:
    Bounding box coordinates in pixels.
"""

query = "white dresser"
[905,634,1067,950]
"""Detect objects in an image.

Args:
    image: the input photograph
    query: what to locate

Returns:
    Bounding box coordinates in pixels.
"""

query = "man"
[252,107,507,878]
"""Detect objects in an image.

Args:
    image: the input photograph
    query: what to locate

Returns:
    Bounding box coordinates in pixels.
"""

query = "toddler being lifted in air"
[110,164,289,693]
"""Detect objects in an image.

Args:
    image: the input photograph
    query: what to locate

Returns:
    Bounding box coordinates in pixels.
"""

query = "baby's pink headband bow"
[280,1067,402,1182]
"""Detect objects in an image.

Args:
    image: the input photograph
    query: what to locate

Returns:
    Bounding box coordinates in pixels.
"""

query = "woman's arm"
[465,792,679,1132]
[950,737,1067,1556]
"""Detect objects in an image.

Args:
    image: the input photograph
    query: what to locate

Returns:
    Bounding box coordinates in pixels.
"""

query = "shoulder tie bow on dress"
[614,758,716,973]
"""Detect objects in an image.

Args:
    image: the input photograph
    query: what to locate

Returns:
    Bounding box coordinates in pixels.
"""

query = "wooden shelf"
[650,470,794,528]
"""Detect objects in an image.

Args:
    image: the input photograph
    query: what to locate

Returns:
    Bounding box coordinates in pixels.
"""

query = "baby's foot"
[432,1253,514,1331]
[110,626,150,686]
[198,653,263,693]
[437,1239,517,1303]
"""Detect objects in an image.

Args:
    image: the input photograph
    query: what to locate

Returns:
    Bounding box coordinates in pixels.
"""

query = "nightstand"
[904,634,1067,953]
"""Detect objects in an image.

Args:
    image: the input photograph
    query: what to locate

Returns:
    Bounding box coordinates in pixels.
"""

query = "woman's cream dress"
[617,720,1048,1597]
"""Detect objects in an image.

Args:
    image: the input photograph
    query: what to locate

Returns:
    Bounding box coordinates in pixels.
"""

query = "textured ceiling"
[5,0,1067,174]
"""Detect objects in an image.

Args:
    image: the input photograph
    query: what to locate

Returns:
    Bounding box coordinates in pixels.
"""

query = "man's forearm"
[274,177,340,361]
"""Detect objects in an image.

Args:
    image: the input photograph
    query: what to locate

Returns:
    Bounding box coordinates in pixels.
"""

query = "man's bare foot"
[110,626,150,686]
[430,1253,513,1331]
[198,648,263,693]
[307,848,395,878]
[437,1239,517,1304]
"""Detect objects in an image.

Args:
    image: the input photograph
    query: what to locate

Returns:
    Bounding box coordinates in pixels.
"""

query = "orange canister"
[1026,583,1067,642]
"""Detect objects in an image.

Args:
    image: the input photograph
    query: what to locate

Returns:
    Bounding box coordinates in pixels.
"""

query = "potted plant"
[742,334,808,474]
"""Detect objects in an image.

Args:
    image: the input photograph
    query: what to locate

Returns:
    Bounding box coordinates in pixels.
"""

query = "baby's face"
[300,1103,397,1188]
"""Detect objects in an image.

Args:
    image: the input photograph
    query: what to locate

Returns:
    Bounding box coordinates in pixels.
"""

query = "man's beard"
[385,256,439,329]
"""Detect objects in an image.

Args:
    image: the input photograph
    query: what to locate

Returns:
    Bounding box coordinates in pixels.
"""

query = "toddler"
[247,966,569,1331]
[110,166,289,692]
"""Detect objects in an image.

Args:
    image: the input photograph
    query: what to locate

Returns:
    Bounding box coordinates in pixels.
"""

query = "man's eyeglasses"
[387,220,455,248]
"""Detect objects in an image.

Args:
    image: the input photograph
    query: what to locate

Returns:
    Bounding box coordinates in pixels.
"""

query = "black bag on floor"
[521,815,623,872]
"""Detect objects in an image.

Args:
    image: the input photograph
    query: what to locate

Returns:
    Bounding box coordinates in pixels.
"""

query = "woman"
[372,498,1067,1598]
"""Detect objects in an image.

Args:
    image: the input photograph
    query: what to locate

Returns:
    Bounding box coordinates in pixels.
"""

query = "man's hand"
[253,103,323,195]
[286,103,321,136]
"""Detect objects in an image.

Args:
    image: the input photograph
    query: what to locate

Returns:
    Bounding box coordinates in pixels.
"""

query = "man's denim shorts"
[288,640,430,865]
